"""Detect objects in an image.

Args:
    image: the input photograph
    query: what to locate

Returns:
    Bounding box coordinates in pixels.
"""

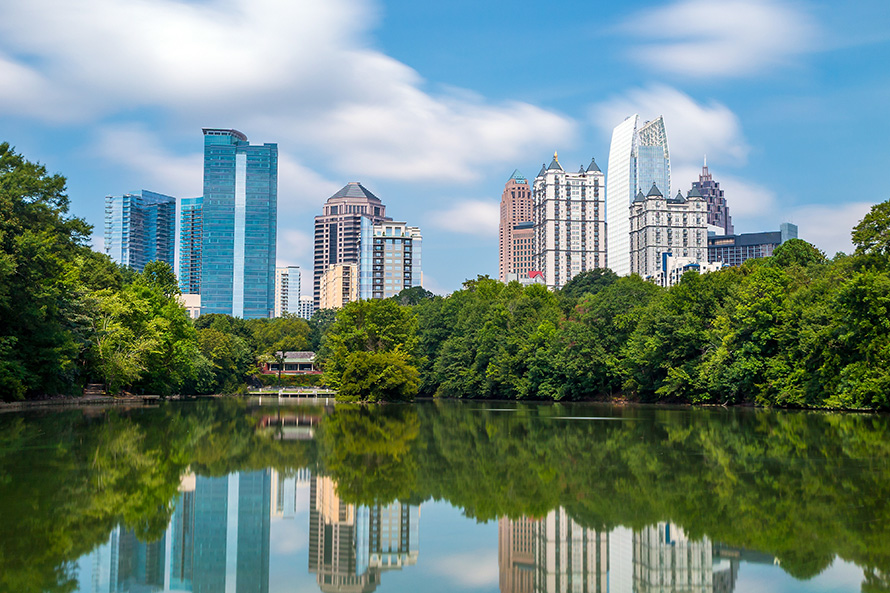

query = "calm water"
[1,399,888,593]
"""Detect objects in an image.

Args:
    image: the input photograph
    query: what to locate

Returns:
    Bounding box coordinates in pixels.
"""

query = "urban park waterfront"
[1,399,889,593]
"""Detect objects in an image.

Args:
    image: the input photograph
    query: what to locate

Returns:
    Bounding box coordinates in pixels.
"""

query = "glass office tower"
[201,129,277,318]
[178,196,203,294]
[104,190,175,272]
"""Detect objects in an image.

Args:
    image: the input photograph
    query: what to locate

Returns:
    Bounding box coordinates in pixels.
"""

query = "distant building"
[532,153,606,289]
[274,265,301,317]
[499,170,533,282]
[314,182,390,307]
[297,295,317,320]
[260,351,318,375]
[629,183,708,280]
[510,222,535,281]
[359,219,422,300]
[692,157,733,235]
[708,223,798,267]
[319,263,358,310]
[200,128,277,319]
[652,254,725,288]
[178,196,203,294]
[178,293,201,319]
[607,115,672,276]
[104,190,175,272]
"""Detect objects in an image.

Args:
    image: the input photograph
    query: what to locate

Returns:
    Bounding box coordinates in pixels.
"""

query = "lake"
[1,398,888,593]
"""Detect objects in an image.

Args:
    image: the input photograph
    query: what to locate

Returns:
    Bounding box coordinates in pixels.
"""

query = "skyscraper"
[499,170,533,282]
[359,218,422,300]
[104,190,175,272]
[606,115,671,276]
[178,196,203,294]
[274,265,301,317]
[532,153,606,289]
[313,182,390,307]
[692,157,734,235]
[201,128,277,319]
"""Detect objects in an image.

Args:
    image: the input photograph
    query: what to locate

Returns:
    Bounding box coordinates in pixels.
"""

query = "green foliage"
[392,285,435,306]
[321,299,419,401]
[852,198,890,256]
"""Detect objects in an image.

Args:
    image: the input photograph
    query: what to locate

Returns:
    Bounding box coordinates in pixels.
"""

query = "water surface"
[1,399,888,592]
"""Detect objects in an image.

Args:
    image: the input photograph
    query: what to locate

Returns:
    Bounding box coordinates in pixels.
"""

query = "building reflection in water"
[80,470,272,593]
[308,476,420,592]
[499,514,740,593]
[76,469,419,593]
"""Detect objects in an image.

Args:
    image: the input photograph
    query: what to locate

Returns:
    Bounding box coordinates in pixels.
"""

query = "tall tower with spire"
[531,152,606,289]
[691,157,733,235]
[499,169,533,282]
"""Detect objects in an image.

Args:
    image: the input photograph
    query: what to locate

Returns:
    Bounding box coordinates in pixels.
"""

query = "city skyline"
[1,0,886,294]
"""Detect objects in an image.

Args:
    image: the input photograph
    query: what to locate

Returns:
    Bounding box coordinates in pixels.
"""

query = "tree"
[770,238,827,268]
[321,299,419,400]
[558,268,618,300]
[392,286,434,306]
[852,199,890,256]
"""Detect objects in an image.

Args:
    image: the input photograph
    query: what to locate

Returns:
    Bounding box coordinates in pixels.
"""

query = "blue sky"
[1,0,888,294]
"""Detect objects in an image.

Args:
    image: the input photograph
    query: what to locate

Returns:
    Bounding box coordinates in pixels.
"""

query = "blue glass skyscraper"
[179,196,203,294]
[104,190,175,272]
[201,129,277,318]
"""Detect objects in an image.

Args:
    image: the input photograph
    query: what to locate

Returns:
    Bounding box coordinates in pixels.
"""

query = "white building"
[629,183,708,281]
[274,265,301,317]
[359,219,423,299]
[297,295,316,320]
[531,152,606,289]
[607,115,672,276]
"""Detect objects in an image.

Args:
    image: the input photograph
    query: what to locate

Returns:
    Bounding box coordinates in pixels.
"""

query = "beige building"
[629,183,707,280]
[499,170,533,282]
[532,153,607,289]
[319,263,358,310]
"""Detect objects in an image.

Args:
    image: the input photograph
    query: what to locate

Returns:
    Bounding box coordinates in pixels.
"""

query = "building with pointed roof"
[691,157,734,235]
[499,170,533,282]
[629,183,707,280]
[606,115,672,276]
[313,182,391,307]
[531,152,606,289]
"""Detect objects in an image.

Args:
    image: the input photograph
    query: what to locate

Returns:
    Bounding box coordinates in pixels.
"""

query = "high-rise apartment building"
[319,263,358,310]
[104,190,175,272]
[629,183,707,279]
[499,170,533,282]
[708,223,798,267]
[200,128,277,319]
[531,153,606,289]
[314,182,390,307]
[297,295,317,320]
[359,219,422,299]
[607,115,671,276]
[692,157,733,235]
[509,222,535,281]
[274,265,301,317]
[178,196,203,294]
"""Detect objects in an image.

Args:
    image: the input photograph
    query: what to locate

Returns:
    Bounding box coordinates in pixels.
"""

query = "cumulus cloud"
[276,229,314,275]
[428,550,499,587]
[0,0,573,183]
[790,202,872,256]
[622,0,819,78]
[427,200,500,237]
[591,85,749,167]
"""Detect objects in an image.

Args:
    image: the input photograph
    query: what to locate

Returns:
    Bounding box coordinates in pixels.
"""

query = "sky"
[1,0,888,295]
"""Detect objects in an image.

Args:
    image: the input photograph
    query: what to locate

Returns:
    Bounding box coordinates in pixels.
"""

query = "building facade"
[708,223,798,267]
[359,218,423,300]
[319,263,359,310]
[104,190,175,272]
[313,182,390,307]
[629,184,708,280]
[178,196,203,294]
[499,170,533,282]
[200,128,277,319]
[297,295,317,320]
[531,153,606,289]
[606,115,672,276]
[509,221,535,282]
[692,158,733,235]
[274,265,301,317]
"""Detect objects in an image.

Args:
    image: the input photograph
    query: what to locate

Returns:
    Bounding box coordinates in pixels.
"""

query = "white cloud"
[623,0,819,78]
[671,165,778,220]
[428,550,499,587]
[0,0,574,183]
[591,85,749,168]
[276,229,313,276]
[790,202,872,256]
[94,124,203,198]
[427,200,500,237]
